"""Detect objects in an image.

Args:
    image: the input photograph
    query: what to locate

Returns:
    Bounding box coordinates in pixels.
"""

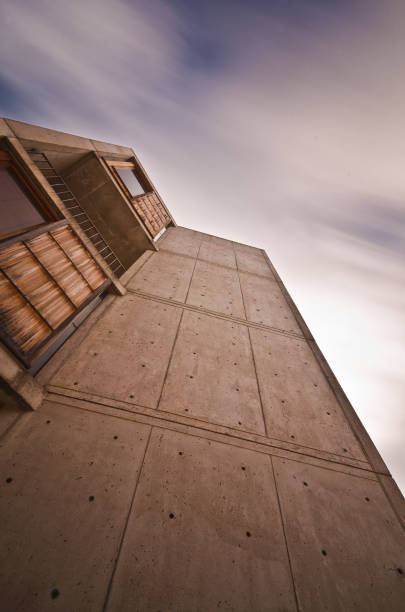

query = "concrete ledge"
[120,250,155,287]
[0,344,44,411]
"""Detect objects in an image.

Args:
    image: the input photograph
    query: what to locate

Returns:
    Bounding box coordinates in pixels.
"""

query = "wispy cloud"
[1,0,404,490]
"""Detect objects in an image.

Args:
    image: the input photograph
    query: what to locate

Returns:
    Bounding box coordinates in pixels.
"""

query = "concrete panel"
[0,117,15,137]
[127,251,195,302]
[198,236,237,268]
[250,328,365,459]
[273,457,405,611]
[234,243,274,278]
[159,310,265,434]
[240,271,302,333]
[159,226,202,258]
[90,139,134,157]
[5,118,94,150]
[106,429,296,612]
[0,400,150,612]
[186,260,246,318]
[52,295,182,408]
[0,400,22,437]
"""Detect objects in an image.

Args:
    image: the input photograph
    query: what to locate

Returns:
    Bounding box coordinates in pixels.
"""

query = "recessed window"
[115,168,144,197]
[107,159,151,200]
[0,165,47,240]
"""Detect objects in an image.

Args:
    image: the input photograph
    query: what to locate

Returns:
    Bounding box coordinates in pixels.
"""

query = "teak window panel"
[0,221,109,367]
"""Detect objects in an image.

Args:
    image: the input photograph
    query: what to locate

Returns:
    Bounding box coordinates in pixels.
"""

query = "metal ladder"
[28,150,126,277]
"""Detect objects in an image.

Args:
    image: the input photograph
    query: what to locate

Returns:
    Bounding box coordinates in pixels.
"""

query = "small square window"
[115,168,144,197]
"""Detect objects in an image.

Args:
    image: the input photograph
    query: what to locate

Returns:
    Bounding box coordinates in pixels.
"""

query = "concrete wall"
[1,226,404,611]
[62,153,154,268]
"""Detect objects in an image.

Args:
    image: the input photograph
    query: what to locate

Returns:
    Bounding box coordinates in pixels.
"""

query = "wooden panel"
[134,192,170,237]
[0,224,108,363]
[28,233,92,307]
[51,226,105,290]
[0,270,50,353]
[0,242,74,329]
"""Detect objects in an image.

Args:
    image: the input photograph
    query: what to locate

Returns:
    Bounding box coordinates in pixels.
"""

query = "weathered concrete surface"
[250,328,366,459]
[187,259,245,318]
[198,234,237,268]
[52,294,182,408]
[0,400,150,612]
[239,272,302,333]
[273,457,405,611]
[159,226,202,258]
[127,250,195,302]
[234,242,274,278]
[4,117,95,150]
[1,218,404,612]
[159,310,265,434]
[105,429,297,612]
[0,397,22,437]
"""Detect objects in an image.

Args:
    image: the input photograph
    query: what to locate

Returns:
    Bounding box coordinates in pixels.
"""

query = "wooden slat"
[51,226,106,290]
[0,270,50,353]
[134,192,170,237]
[27,233,92,307]
[0,242,74,329]
[0,223,108,362]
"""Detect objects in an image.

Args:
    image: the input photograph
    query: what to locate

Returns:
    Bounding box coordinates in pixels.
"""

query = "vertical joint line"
[102,427,153,612]
[247,326,268,437]
[232,240,268,436]
[268,455,300,612]
[156,308,185,410]
[184,232,204,304]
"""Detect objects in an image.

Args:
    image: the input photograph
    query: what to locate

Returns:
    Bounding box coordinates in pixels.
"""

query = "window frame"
[106,159,153,201]
[0,151,59,242]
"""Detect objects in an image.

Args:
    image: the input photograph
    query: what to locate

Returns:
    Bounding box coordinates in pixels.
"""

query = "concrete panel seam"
[47,383,371,466]
[160,245,279,281]
[232,240,248,320]
[260,250,405,530]
[268,455,300,612]
[126,288,307,340]
[101,427,153,612]
[45,395,380,484]
[247,326,268,437]
[46,388,380,477]
[184,231,205,303]
[232,239,269,436]
[156,309,185,411]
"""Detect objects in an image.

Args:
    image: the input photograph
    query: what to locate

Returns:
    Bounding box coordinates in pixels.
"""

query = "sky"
[0,0,404,492]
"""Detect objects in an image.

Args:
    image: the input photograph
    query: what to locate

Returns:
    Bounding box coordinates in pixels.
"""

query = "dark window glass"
[116,168,144,197]
[0,168,46,239]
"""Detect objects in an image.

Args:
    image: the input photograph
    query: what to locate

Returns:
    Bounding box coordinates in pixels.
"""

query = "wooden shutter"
[0,221,109,366]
